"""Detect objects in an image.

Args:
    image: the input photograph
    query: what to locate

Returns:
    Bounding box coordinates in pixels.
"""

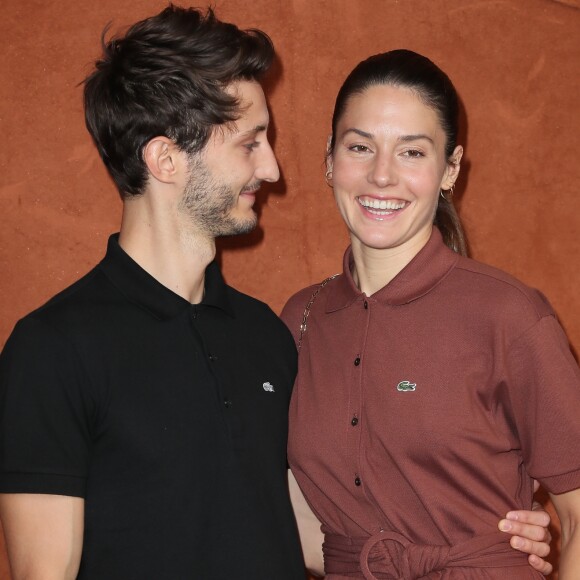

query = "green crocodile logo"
[396,380,416,392]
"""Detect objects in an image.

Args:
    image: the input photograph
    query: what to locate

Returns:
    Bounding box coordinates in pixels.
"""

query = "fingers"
[505,508,551,529]
[507,534,550,557]
[499,506,553,576]
[499,517,550,543]
[527,553,553,576]
[508,536,552,576]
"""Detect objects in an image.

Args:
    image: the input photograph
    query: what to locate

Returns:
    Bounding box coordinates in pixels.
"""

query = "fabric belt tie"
[323,530,528,579]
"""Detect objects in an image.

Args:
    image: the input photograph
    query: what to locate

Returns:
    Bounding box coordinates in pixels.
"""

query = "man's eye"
[244,142,259,151]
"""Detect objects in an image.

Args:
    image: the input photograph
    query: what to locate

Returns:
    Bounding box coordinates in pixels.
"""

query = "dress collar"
[99,233,234,320]
[326,228,459,311]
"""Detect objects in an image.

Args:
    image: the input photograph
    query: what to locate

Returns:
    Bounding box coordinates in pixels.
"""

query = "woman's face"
[329,84,461,255]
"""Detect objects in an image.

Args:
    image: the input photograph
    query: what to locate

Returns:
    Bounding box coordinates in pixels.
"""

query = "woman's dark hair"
[329,49,467,255]
[83,5,274,197]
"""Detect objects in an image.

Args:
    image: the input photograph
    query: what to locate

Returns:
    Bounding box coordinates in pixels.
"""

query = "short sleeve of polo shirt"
[506,313,580,494]
[0,316,92,497]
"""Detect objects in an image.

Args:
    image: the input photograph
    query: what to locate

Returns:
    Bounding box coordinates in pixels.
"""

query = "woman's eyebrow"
[340,128,374,140]
[398,133,434,144]
[339,128,434,145]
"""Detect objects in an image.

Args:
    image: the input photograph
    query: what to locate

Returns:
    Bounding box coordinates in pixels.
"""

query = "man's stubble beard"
[179,156,258,238]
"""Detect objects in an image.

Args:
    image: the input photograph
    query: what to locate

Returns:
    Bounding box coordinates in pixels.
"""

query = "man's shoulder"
[226,284,280,320]
[224,284,297,351]
[5,262,116,350]
[27,263,107,320]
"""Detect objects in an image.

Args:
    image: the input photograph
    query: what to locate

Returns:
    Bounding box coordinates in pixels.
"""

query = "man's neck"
[118,204,215,305]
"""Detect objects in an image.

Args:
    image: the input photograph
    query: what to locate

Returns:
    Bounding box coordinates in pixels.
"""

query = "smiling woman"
[283,49,580,579]
[327,83,462,273]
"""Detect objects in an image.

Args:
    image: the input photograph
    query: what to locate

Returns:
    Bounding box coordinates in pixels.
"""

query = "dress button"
[209,354,218,362]
[354,357,361,366]
[351,416,359,426]
[224,399,232,408]
[364,300,368,309]
[354,477,361,486]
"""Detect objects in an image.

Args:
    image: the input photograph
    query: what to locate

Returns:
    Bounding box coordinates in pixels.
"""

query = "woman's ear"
[143,137,181,184]
[326,135,334,162]
[325,135,334,185]
[441,145,463,190]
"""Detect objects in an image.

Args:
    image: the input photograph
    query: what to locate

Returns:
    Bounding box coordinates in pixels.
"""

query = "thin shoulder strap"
[297,274,339,351]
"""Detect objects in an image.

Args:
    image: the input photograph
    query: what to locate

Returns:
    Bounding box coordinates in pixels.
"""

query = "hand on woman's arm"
[288,470,325,577]
[550,487,580,579]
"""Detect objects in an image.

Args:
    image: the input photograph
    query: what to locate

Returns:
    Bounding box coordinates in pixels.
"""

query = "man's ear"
[143,137,181,184]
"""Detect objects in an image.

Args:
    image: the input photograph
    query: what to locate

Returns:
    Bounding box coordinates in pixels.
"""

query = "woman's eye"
[348,144,371,153]
[403,149,424,158]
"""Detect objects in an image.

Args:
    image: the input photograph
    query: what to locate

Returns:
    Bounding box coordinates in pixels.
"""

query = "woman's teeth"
[358,198,406,213]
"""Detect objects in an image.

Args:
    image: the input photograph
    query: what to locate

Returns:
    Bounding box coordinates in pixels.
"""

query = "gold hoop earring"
[440,184,454,201]
[325,170,333,186]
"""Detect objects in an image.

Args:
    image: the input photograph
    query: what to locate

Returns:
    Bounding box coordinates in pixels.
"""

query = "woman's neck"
[350,227,432,296]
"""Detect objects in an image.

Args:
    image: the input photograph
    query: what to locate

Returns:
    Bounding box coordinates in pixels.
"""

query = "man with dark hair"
[0,6,305,579]
[0,5,558,579]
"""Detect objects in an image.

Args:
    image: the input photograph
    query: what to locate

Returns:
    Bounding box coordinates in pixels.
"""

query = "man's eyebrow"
[239,124,268,137]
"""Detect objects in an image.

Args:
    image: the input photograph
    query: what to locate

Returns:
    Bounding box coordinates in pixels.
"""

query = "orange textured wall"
[1,0,578,577]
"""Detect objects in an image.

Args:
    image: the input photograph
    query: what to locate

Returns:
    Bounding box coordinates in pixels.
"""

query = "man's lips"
[241,182,262,195]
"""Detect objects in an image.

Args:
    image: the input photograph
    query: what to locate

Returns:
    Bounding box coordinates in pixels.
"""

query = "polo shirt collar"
[326,227,459,311]
[99,234,234,319]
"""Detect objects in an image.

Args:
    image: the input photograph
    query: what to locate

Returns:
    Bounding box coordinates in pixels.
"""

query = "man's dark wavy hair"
[83,5,274,197]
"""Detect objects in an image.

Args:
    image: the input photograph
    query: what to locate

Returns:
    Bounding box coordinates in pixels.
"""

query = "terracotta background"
[1,0,578,577]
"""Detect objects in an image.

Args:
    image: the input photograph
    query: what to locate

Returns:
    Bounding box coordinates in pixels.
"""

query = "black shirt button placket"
[205,352,227,405]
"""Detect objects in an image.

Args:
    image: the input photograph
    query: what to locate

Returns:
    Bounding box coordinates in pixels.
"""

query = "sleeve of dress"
[506,313,580,494]
[0,316,93,497]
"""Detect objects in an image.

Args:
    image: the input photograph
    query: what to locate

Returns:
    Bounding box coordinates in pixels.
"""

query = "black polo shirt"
[0,235,305,579]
